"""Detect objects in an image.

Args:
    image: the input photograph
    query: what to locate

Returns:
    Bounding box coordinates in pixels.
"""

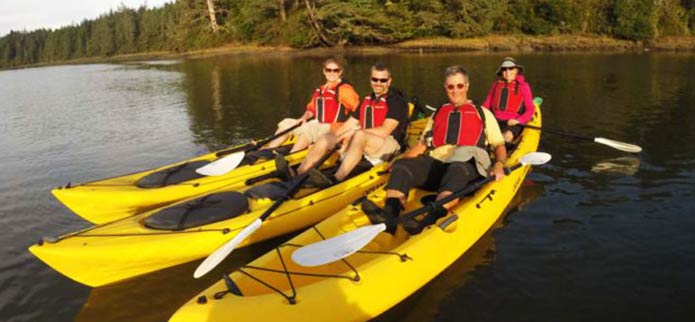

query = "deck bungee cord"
[208,225,411,305]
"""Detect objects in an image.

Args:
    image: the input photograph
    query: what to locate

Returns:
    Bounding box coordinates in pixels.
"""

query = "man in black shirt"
[287,63,409,186]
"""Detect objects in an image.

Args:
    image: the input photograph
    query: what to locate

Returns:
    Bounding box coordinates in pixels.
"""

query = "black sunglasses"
[371,77,389,83]
[324,68,341,73]
[501,67,516,72]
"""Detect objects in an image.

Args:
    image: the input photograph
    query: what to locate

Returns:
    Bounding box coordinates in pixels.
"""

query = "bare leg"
[335,131,387,181]
[503,130,514,143]
[296,133,337,175]
[436,190,459,209]
[263,131,290,150]
[290,134,312,153]
[334,131,365,181]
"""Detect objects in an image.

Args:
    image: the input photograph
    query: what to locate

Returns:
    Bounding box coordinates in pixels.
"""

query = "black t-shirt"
[350,91,409,143]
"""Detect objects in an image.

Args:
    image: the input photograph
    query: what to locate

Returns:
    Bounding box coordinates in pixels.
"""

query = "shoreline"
[6,35,695,70]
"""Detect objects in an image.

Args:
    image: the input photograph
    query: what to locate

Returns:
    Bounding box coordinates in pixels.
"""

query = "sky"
[0,0,172,37]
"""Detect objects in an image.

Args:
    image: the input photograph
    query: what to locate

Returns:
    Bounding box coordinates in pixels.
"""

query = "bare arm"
[364,118,399,138]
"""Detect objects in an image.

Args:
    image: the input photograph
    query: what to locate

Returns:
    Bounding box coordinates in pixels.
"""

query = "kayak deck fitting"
[169,103,542,322]
[51,142,307,224]
[29,119,427,287]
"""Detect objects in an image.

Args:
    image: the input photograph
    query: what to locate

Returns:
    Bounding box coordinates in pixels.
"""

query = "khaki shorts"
[364,135,401,164]
[277,118,331,144]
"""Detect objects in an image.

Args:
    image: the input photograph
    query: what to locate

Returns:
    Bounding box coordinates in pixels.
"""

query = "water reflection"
[591,156,641,176]
[4,51,695,322]
[375,180,546,321]
[74,234,295,322]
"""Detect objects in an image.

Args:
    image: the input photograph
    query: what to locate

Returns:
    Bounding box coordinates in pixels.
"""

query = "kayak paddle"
[291,152,551,267]
[194,144,340,278]
[196,118,309,176]
[522,124,641,153]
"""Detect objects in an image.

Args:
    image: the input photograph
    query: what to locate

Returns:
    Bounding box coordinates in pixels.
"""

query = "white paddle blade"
[292,223,387,267]
[193,219,262,278]
[594,137,642,153]
[196,152,246,176]
[519,152,552,166]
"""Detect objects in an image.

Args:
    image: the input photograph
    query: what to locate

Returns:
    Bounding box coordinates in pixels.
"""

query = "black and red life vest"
[357,93,389,129]
[312,81,350,123]
[490,80,525,115]
[430,102,486,148]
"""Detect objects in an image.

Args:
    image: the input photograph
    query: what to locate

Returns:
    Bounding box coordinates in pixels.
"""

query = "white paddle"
[195,118,309,176]
[193,144,341,278]
[523,124,642,153]
[195,152,246,176]
[291,152,551,267]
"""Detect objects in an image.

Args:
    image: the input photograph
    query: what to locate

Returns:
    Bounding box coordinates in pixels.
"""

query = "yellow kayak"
[30,119,427,287]
[168,106,542,322]
[54,113,425,225]
[52,141,307,224]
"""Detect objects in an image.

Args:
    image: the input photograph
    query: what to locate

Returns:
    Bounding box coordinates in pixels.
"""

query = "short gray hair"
[444,65,469,83]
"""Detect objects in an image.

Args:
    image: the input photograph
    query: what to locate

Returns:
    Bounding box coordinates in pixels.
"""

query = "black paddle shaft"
[215,117,314,157]
[396,162,525,222]
[257,144,341,222]
[522,124,592,141]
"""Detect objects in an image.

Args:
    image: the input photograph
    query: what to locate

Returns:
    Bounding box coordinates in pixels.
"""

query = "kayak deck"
[169,105,542,322]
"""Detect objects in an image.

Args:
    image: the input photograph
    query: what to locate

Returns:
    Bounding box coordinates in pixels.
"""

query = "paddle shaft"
[523,124,596,142]
[398,163,524,221]
[215,117,313,157]
[257,144,340,222]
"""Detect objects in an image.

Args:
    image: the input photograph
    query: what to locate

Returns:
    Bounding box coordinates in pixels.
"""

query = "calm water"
[1,52,694,322]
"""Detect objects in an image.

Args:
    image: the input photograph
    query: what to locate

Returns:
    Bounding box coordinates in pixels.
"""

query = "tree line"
[2,0,695,68]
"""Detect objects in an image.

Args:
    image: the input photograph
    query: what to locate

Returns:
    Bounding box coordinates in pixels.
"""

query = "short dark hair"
[444,65,469,83]
[371,62,391,78]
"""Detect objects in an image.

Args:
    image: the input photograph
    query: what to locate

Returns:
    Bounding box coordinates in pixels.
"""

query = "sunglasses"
[501,67,516,72]
[446,83,466,91]
[371,77,389,83]
[324,68,341,73]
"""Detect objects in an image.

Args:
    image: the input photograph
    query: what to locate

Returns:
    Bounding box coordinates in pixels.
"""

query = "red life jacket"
[430,102,486,148]
[490,80,525,115]
[313,81,349,124]
[358,93,389,129]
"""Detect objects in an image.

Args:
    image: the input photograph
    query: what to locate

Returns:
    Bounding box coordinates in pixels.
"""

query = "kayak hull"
[53,120,425,225]
[52,147,306,224]
[169,106,542,322]
[30,160,391,287]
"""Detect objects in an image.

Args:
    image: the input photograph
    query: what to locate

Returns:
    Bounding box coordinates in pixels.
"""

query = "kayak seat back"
[144,191,249,230]
[237,146,289,167]
[244,181,293,201]
[136,161,209,188]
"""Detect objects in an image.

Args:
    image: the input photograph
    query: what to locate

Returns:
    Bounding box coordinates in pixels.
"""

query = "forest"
[2,0,695,68]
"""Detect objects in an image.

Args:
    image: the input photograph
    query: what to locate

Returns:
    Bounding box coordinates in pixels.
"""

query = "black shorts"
[386,155,480,196]
[497,120,523,139]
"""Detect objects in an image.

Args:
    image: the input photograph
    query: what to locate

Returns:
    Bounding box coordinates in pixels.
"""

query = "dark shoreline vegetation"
[3,0,695,69]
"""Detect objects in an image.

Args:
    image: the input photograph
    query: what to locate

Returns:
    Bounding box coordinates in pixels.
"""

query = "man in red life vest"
[277,63,409,186]
[380,65,508,234]
[265,58,360,153]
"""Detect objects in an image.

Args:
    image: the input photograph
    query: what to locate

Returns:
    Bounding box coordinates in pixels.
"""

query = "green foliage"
[655,0,689,35]
[685,0,695,31]
[613,0,657,40]
[445,0,509,37]
[2,0,695,68]
[315,0,414,44]
[510,0,581,35]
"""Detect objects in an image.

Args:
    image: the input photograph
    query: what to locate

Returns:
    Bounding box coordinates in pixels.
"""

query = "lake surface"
[1,51,694,322]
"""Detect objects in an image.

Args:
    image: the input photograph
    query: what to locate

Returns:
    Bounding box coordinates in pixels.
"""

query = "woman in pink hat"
[482,57,536,143]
